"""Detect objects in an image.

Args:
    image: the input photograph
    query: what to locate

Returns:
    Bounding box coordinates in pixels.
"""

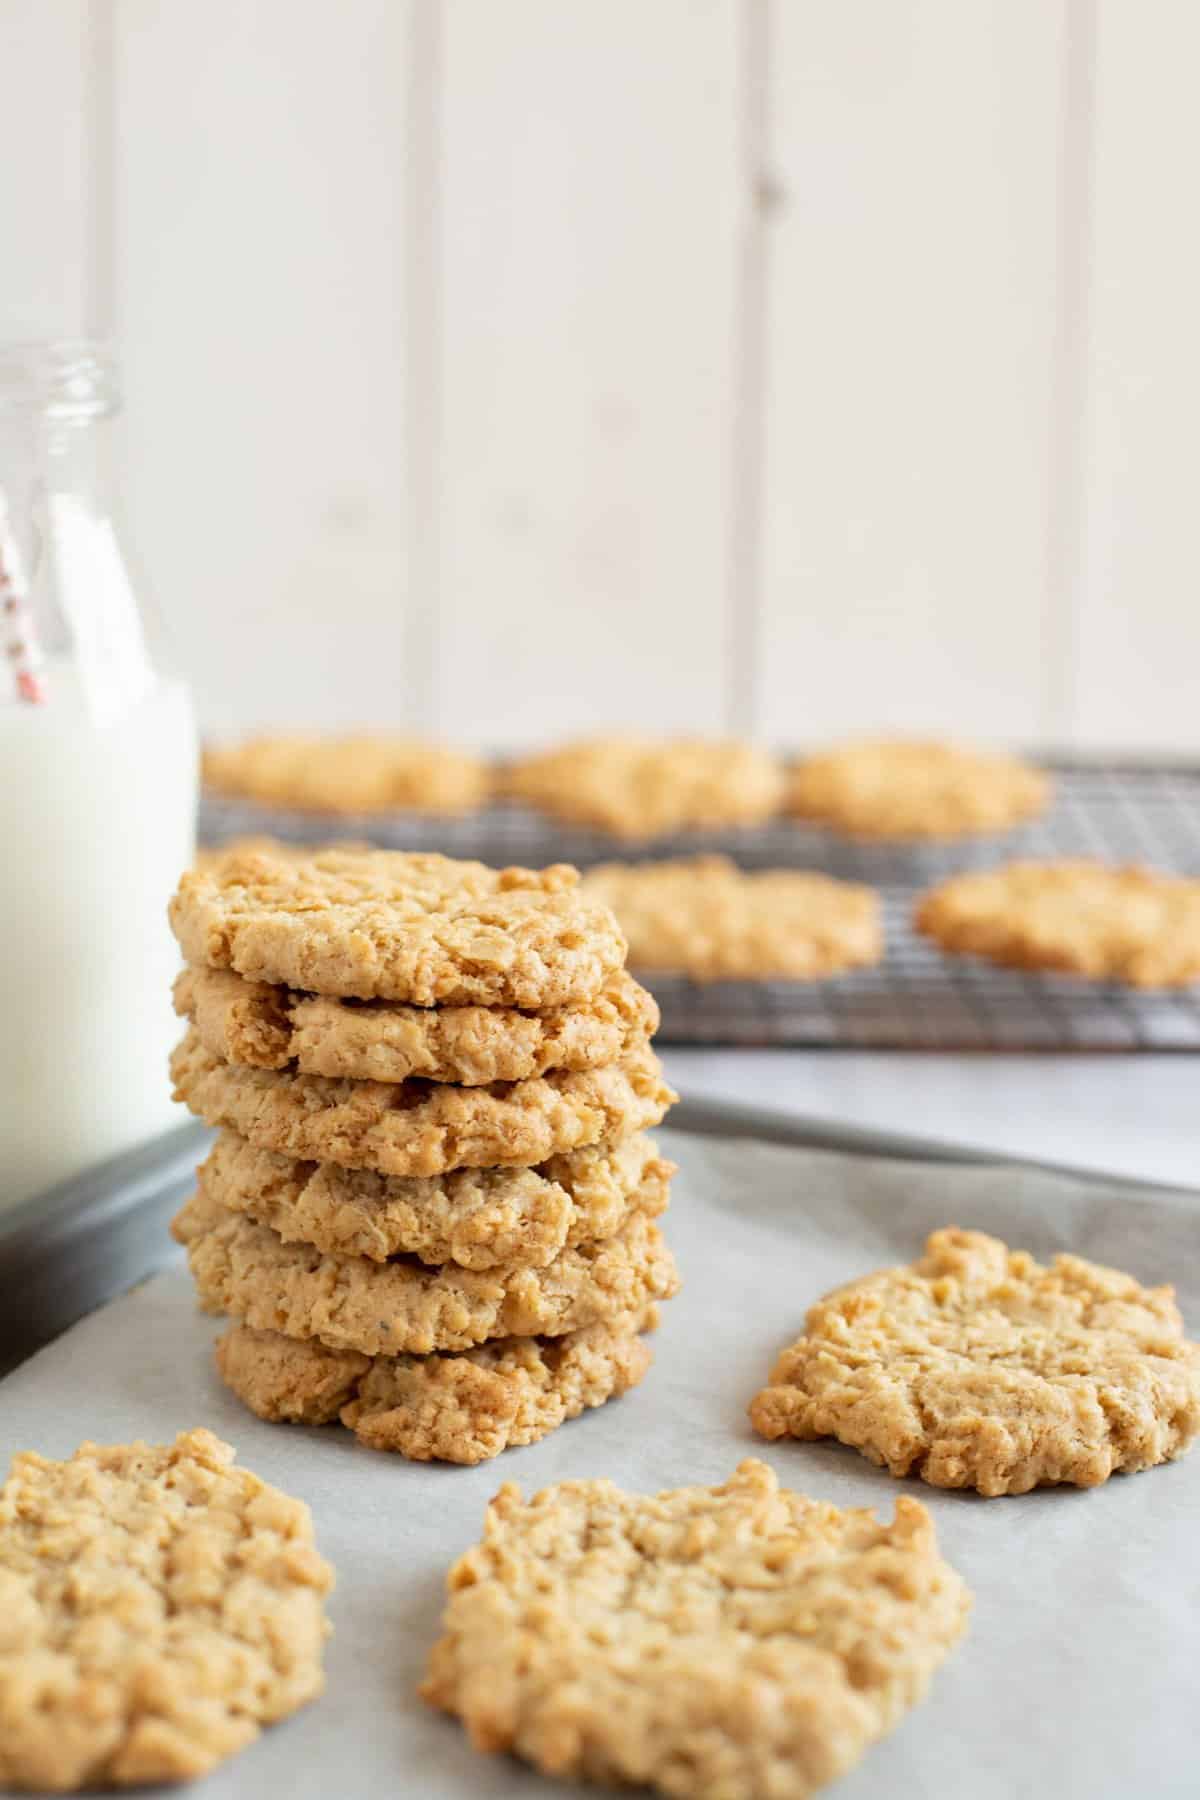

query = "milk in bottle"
[0,343,197,1208]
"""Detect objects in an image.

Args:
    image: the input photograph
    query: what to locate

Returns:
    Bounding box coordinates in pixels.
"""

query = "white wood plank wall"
[759,1,1067,747]
[0,0,1195,750]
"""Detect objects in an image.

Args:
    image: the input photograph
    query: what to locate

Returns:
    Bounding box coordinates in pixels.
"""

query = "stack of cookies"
[166,847,680,1465]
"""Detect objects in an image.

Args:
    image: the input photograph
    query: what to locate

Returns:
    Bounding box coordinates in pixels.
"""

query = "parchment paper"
[2,1127,1198,1798]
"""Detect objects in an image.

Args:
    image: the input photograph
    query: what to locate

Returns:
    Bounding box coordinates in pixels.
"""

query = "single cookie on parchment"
[751,1227,1200,1495]
[0,1428,332,1792]
[582,855,882,981]
[786,738,1049,840]
[504,735,784,840]
[173,1186,681,1358]
[169,847,626,1008]
[916,859,1200,987]
[202,732,489,816]
[198,1128,674,1268]
[173,963,659,1085]
[215,1308,658,1464]
[421,1458,969,1800]
[170,1029,675,1178]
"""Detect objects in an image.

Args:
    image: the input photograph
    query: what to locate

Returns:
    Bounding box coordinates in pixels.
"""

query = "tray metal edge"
[668,1095,1200,1199]
[0,1122,211,1377]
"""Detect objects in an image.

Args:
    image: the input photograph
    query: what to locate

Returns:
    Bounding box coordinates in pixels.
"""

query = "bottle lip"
[0,340,119,421]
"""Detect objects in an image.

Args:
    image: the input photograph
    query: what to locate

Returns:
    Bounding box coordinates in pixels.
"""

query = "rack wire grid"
[198,760,1200,1051]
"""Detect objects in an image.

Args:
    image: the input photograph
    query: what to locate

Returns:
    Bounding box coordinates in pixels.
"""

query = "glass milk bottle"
[0,342,197,1208]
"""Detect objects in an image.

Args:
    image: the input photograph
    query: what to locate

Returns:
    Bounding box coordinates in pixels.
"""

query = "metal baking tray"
[2,1103,1191,1379]
[0,1122,209,1377]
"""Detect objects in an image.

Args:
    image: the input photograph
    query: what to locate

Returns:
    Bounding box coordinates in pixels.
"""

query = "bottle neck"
[40,413,115,515]
[0,341,118,508]
[0,344,161,718]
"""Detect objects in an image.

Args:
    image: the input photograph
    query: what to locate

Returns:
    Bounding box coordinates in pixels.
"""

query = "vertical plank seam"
[82,0,121,526]
[725,0,770,737]
[1042,0,1098,750]
[83,0,116,342]
[404,0,442,731]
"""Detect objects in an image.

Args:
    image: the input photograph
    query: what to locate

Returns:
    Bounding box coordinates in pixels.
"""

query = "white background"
[2,0,1197,752]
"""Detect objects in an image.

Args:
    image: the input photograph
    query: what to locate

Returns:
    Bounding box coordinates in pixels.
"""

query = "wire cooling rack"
[199,762,1200,1051]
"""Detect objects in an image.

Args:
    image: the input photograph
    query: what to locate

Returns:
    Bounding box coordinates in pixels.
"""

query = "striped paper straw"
[0,494,46,704]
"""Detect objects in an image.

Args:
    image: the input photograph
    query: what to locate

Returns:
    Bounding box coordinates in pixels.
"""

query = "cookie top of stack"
[170,847,627,1007]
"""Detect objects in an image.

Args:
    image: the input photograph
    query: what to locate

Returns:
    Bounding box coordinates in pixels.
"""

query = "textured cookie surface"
[216,1311,658,1464]
[787,739,1049,840]
[193,835,302,868]
[173,1187,680,1357]
[200,1128,673,1268]
[171,1030,674,1177]
[751,1227,1200,1495]
[170,848,626,1007]
[421,1458,969,1800]
[916,860,1200,987]
[505,736,783,840]
[202,733,488,815]
[174,964,658,1084]
[0,1428,332,1792]
[582,856,882,981]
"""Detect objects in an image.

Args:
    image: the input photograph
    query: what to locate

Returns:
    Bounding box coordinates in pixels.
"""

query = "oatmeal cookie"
[916,859,1200,986]
[215,1310,658,1463]
[172,1187,680,1357]
[199,1128,673,1268]
[787,739,1049,840]
[582,856,882,981]
[192,835,295,868]
[169,847,626,1008]
[504,736,783,840]
[173,964,658,1084]
[171,1031,675,1177]
[0,1428,332,1791]
[751,1227,1200,1494]
[202,733,488,816]
[421,1457,969,1799]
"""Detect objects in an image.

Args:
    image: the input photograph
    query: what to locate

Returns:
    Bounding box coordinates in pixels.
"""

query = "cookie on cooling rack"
[751,1227,1200,1495]
[581,855,882,981]
[786,738,1050,840]
[916,859,1200,987]
[421,1458,970,1799]
[503,736,784,839]
[202,732,489,816]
